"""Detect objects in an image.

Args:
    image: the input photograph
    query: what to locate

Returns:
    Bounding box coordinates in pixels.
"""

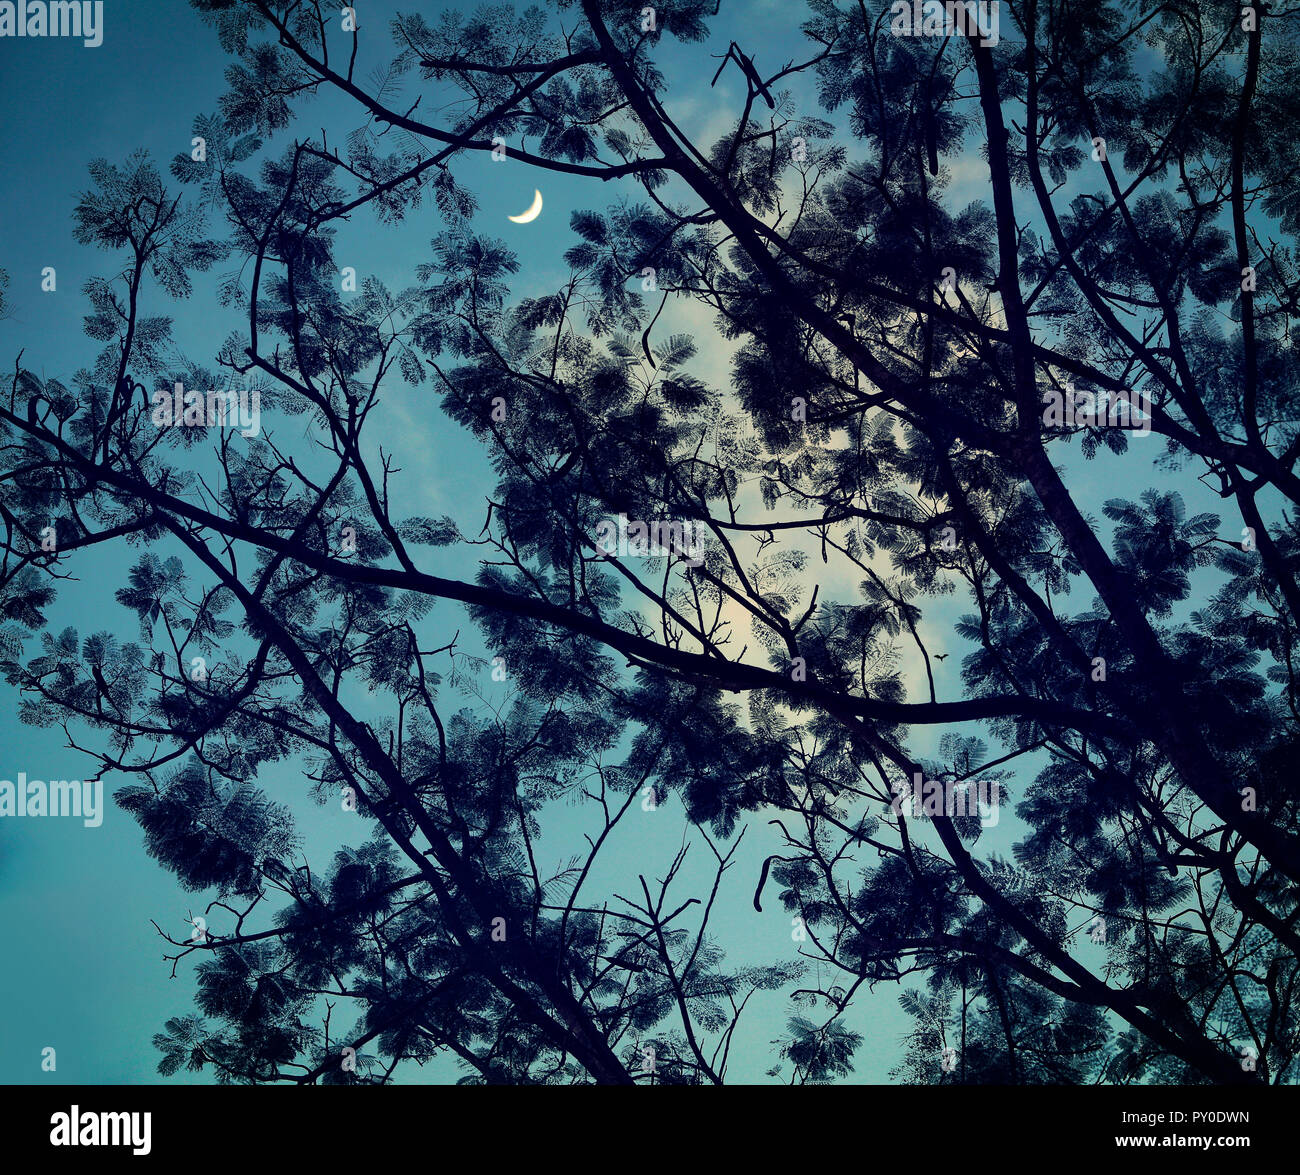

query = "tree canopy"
[3,0,1300,1084]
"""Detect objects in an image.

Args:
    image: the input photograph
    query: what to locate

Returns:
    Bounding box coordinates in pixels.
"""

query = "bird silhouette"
[91,663,124,717]
[934,654,949,661]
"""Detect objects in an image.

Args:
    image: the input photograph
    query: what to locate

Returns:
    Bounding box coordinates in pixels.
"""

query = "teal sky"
[0,0,1253,1084]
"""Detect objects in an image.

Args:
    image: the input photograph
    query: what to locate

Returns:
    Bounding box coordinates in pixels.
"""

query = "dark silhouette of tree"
[3,0,1300,1084]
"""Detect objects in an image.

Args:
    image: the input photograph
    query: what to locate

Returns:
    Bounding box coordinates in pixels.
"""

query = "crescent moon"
[508,189,543,224]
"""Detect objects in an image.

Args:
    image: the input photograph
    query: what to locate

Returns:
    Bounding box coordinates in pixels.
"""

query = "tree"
[2,0,1299,1084]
